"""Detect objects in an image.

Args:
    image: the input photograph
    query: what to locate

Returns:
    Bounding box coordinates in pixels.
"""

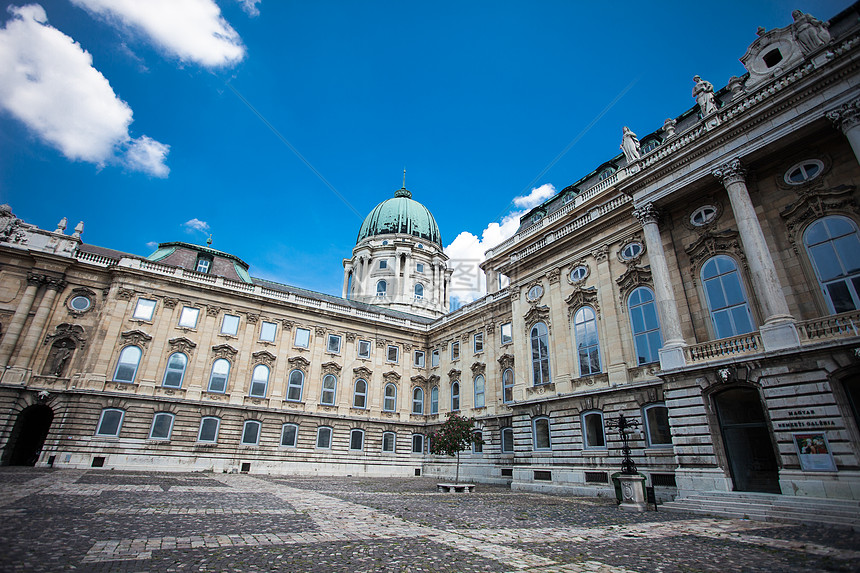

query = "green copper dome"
[356,188,442,246]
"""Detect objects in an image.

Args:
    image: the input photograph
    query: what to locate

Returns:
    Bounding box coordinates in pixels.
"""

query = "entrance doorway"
[713,387,780,493]
[5,405,54,466]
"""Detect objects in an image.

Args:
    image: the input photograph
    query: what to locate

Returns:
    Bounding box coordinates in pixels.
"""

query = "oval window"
[70,295,91,312]
[620,242,643,260]
[785,160,823,185]
[527,284,544,301]
[690,205,717,227]
[569,265,588,282]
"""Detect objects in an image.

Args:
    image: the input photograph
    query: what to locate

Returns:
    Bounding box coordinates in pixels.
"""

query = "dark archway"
[844,376,860,431]
[5,405,54,466]
[713,387,780,493]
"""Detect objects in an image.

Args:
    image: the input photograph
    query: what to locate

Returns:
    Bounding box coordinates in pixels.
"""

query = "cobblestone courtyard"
[0,469,858,572]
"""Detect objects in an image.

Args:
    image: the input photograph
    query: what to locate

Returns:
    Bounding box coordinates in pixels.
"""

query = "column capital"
[632,203,661,226]
[826,99,860,133]
[26,272,46,287]
[45,277,67,292]
[713,158,747,187]
[591,245,610,262]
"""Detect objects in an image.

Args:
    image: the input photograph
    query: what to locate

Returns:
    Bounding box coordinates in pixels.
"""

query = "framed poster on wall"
[792,432,837,472]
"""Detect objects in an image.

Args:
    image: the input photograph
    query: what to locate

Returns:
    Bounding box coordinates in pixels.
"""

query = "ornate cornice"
[470,362,486,377]
[498,353,514,370]
[712,158,747,187]
[383,370,401,384]
[252,350,276,366]
[211,343,238,359]
[684,228,746,283]
[120,329,152,347]
[288,355,310,372]
[168,336,196,354]
[615,265,653,306]
[565,287,599,316]
[448,368,461,381]
[44,323,86,348]
[353,365,372,379]
[826,98,860,133]
[780,184,858,253]
[523,305,551,332]
[321,361,342,376]
[632,203,661,226]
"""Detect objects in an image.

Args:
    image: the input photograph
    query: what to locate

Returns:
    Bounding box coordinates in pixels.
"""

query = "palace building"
[1,6,859,518]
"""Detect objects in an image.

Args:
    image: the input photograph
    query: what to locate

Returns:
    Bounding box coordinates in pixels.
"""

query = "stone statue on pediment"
[792,10,830,54]
[692,75,718,117]
[620,126,641,162]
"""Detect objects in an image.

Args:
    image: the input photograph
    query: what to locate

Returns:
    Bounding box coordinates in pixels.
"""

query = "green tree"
[429,413,482,483]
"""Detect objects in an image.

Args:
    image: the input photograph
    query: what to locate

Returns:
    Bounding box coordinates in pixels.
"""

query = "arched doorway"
[5,405,54,466]
[713,387,780,493]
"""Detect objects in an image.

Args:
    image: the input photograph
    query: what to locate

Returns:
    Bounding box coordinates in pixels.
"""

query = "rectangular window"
[357,339,371,359]
[382,431,396,452]
[451,341,460,361]
[533,417,551,450]
[260,321,277,342]
[132,298,156,321]
[414,350,425,367]
[431,349,439,367]
[178,306,199,328]
[280,424,298,447]
[350,429,364,451]
[198,417,220,443]
[379,260,388,269]
[294,327,310,348]
[220,314,240,335]
[501,322,513,345]
[473,333,484,353]
[196,257,211,274]
[95,408,124,437]
[416,263,424,273]
[387,345,399,363]
[327,334,342,354]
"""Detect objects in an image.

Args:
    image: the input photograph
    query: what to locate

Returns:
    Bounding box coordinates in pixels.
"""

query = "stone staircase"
[660,492,860,530]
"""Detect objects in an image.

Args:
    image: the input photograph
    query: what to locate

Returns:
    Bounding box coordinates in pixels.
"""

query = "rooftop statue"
[792,10,831,53]
[692,75,718,117]
[620,126,641,162]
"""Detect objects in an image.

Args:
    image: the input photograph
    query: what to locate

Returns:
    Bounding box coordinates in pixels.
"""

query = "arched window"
[316,426,332,449]
[803,216,860,313]
[321,374,337,405]
[286,369,304,402]
[411,433,424,453]
[383,383,397,411]
[149,412,175,440]
[501,427,514,453]
[640,138,661,154]
[430,386,439,414]
[472,430,483,454]
[474,374,485,408]
[532,417,551,450]
[382,431,396,452]
[280,423,298,447]
[451,381,460,411]
[628,287,662,365]
[598,167,615,181]
[701,255,754,339]
[414,283,424,300]
[376,280,387,297]
[502,368,514,403]
[353,379,368,409]
[197,417,220,443]
[530,322,550,385]
[581,410,606,449]
[95,408,125,437]
[207,358,231,393]
[643,403,672,447]
[573,307,601,375]
[114,346,142,383]
[350,428,365,450]
[161,352,187,388]
[249,364,269,398]
[241,420,261,445]
[412,387,424,414]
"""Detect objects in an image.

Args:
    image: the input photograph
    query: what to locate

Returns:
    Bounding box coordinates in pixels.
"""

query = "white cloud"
[183,218,210,233]
[145,241,158,250]
[0,4,169,175]
[513,183,556,209]
[71,0,245,68]
[125,136,169,177]
[238,0,261,17]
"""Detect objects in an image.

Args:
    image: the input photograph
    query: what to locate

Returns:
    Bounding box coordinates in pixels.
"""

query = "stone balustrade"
[685,332,762,363]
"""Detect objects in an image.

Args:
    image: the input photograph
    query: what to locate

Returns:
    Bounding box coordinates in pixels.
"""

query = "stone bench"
[436,483,475,493]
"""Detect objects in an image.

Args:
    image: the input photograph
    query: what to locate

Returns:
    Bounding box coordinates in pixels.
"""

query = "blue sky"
[0,0,852,306]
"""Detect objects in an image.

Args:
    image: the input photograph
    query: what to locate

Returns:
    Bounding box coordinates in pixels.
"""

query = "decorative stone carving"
[245,312,259,324]
[616,266,653,307]
[321,361,342,376]
[411,375,428,385]
[460,332,470,343]
[44,323,86,348]
[281,319,293,330]
[620,126,641,162]
[206,305,220,317]
[632,203,660,226]
[353,366,372,379]
[684,229,747,283]
[448,368,461,381]
[565,287,599,317]
[545,267,561,284]
[45,277,67,292]
[211,343,238,359]
[315,326,327,336]
[692,75,718,117]
[591,245,609,262]
[403,343,413,352]
[383,371,400,384]
[345,332,356,342]
[376,338,388,348]
[470,362,486,377]
[523,305,551,333]
[116,288,135,300]
[727,75,746,100]
[162,297,178,308]
[43,340,73,376]
[827,99,860,133]
[120,329,152,347]
[662,117,677,139]
[252,350,276,366]
[288,355,310,373]
[428,374,440,385]
[168,336,197,354]
[780,185,858,253]
[485,322,495,336]
[792,10,831,54]
[498,353,514,370]
[712,158,747,187]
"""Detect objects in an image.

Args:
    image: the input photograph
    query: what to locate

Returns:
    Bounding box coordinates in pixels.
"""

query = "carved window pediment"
[211,343,238,359]
[383,370,401,384]
[321,361,342,376]
[523,305,551,333]
[565,287,599,318]
[448,368,461,381]
[411,375,428,385]
[498,353,514,370]
[780,184,858,253]
[471,362,486,376]
[168,336,197,354]
[252,350,276,366]
[288,355,311,373]
[616,265,653,307]
[685,228,746,284]
[120,329,152,347]
[428,374,440,385]
[353,366,373,379]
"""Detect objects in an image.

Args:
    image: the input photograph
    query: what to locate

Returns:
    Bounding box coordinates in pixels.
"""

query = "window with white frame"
[197,417,220,443]
[431,349,440,367]
[377,280,387,297]
[260,321,277,342]
[294,328,310,348]
[383,383,397,411]
[414,350,425,367]
[412,387,424,414]
[286,369,304,402]
[582,411,606,449]
[500,322,513,345]
[207,358,230,393]
[350,429,364,450]
[643,404,672,447]
[451,381,460,411]
[502,368,514,403]
[316,426,332,449]
[416,263,424,273]
[163,352,188,389]
[149,412,174,440]
[379,259,388,269]
[473,332,483,353]
[628,287,662,365]
[501,427,514,453]
[472,430,483,454]
[430,386,439,414]
[132,298,156,321]
[178,306,200,328]
[353,379,368,408]
[573,307,601,375]
[803,215,860,314]
[701,255,754,339]
[387,345,399,363]
[249,364,269,398]
[95,408,124,437]
[533,417,551,450]
[280,423,298,447]
[241,420,261,445]
[382,431,396,452]
[326,334,342,354]
[357,339,371,359]
[451,341,460,361]
[474,374,485,408]
[114,346,142,383]
[620,242,643,261]
[530,322,550,385]
[411,433,424,454]
[785,159,824,185]
[414,283,424,300]
[220,314,240,335]
[321,374,337,406]
[195,255,212,274]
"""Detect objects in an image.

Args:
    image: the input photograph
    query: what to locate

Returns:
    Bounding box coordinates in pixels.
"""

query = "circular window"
[690,205,718,227]
[620,242,643,260]
[785,160,823,185]
[569,265,588,282]
[381,240,389,245]
[527,284,544,301]
[532,213,544,224]
[69,295,91,312]
[416,243,424,249]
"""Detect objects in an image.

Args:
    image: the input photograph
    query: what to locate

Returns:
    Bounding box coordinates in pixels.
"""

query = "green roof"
[356,188,442,246]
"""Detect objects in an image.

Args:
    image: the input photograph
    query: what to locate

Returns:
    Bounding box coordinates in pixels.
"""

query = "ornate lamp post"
[605,413,640,475]
[606,413,648,512]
